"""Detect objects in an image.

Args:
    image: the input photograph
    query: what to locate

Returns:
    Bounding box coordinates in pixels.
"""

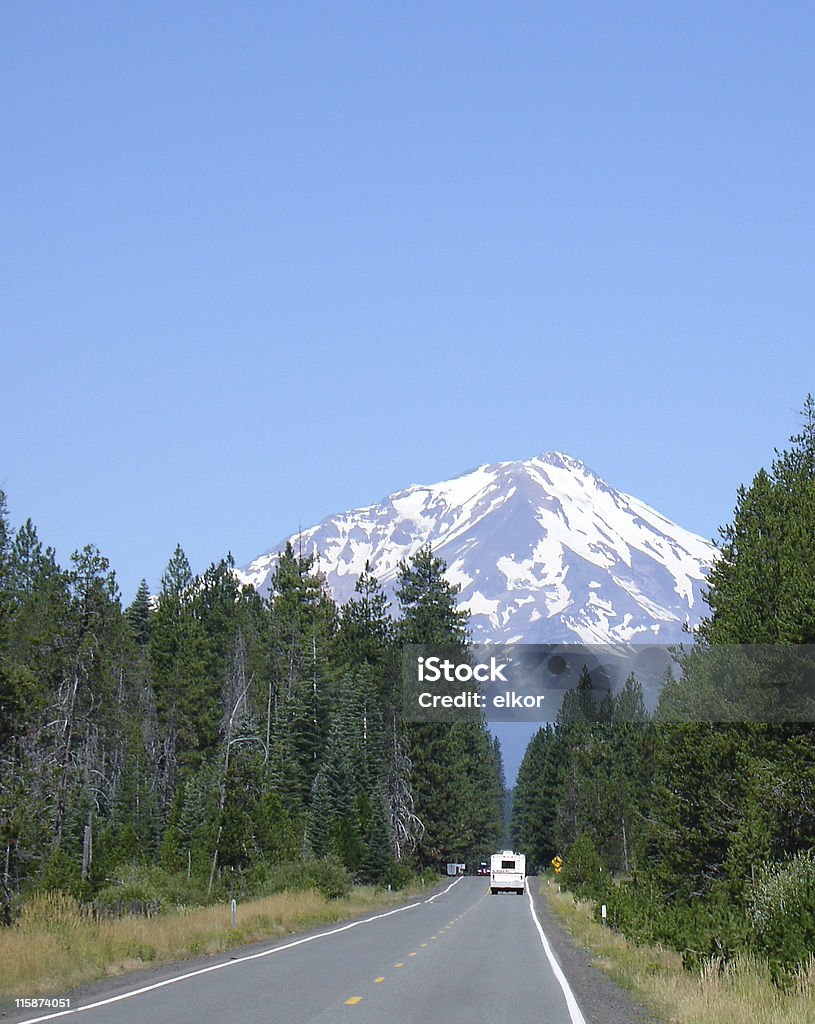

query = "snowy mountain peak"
[237,453,718,645]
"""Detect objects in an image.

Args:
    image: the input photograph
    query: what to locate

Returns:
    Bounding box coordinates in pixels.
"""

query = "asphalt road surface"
[11,877,587,1024]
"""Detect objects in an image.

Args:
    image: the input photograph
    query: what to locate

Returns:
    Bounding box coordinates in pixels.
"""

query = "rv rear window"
[501,859,515,869]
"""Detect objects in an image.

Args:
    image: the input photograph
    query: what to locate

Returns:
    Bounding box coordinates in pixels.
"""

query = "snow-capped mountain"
[237,452,718,644]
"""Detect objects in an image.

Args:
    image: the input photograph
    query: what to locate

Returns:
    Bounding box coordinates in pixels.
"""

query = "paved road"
[12,878,586,1024]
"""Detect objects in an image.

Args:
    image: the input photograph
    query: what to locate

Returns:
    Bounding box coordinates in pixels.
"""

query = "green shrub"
[599,876,657,943]
[256,857,352,900]
[33,849,90,901]
[660,894,749,970]
[561,834,608,902]
[95,862,165,904]
[600,874,751,969]
[303,856,352,900]
[382,861,416,891]
[749,851,815,973]
[94,861,208,909]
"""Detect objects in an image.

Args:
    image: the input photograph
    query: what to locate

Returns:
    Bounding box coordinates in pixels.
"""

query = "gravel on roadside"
[529,877,667,1024]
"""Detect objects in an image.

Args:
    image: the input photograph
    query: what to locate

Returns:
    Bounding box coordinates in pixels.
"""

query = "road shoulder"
[0,882,436,1024]
[529,877,666,1024]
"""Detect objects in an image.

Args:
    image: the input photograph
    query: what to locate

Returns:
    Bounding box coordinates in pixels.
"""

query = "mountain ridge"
[236,451,718,644]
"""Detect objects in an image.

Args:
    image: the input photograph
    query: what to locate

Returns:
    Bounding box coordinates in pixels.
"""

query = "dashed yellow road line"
[409,952,417,957]
[345,996,363,1005]
[374,977,385,984]
[420,942,428,947]
[395,962,405,968]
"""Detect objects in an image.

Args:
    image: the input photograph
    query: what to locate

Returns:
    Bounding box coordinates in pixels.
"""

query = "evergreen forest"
[0,526,504,911]
[511,397,815,974]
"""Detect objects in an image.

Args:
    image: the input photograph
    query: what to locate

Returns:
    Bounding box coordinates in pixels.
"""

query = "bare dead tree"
[52,669,81,848]
[387,732,424,861]
[208,633,256,896]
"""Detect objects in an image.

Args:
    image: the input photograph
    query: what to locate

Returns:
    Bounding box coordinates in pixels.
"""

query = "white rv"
[490,850,526,894]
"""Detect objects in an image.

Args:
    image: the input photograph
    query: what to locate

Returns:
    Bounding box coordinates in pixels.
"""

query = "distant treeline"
[511,396,815,975]
[0,505,504,908]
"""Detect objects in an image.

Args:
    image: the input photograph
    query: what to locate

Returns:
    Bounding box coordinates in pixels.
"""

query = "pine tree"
[336,562,394,677]
[448,719,504,861]
[254,787,297,864]
[0,491,11,743]
[0,513,72,889]
[358,787,396,884]
[395,544,502,868]
[307,720,358,861]
[649,397,815,903]
[149,546,209,787]
[126,580,152,648]
[266,543,338,810]
[606,674,653,872]
[50,546,126,852]
[396,543,469,648]
[698,395,815,646]
[174,763,220,878]
[510,725,561,869]
[4,521,70,729]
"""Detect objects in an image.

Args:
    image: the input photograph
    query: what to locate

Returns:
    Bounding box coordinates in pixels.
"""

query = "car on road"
[476,862,490,876]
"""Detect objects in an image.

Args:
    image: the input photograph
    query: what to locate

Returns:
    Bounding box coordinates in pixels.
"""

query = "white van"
[490,850,526,894]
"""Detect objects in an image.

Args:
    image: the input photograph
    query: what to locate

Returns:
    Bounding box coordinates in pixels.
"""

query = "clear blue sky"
[2,1,814,603]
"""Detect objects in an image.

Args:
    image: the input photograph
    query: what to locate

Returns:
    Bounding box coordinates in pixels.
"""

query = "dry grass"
[541,881,815,1024]
[0,885,419,1001]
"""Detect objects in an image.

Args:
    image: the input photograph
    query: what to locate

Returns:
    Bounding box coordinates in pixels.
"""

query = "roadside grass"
[540,880,815,1024]
[0,884,423,1002]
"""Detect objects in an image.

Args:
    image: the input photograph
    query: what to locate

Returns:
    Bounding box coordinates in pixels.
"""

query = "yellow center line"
[374,977,385,984]
[395,962,405,968]
[345,996,363,1005]
[409,952,417,957]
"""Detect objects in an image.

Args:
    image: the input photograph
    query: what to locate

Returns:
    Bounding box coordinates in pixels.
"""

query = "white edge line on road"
[423,875,462,903]
[527,885,588,1024]
[13,899,424,1024]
